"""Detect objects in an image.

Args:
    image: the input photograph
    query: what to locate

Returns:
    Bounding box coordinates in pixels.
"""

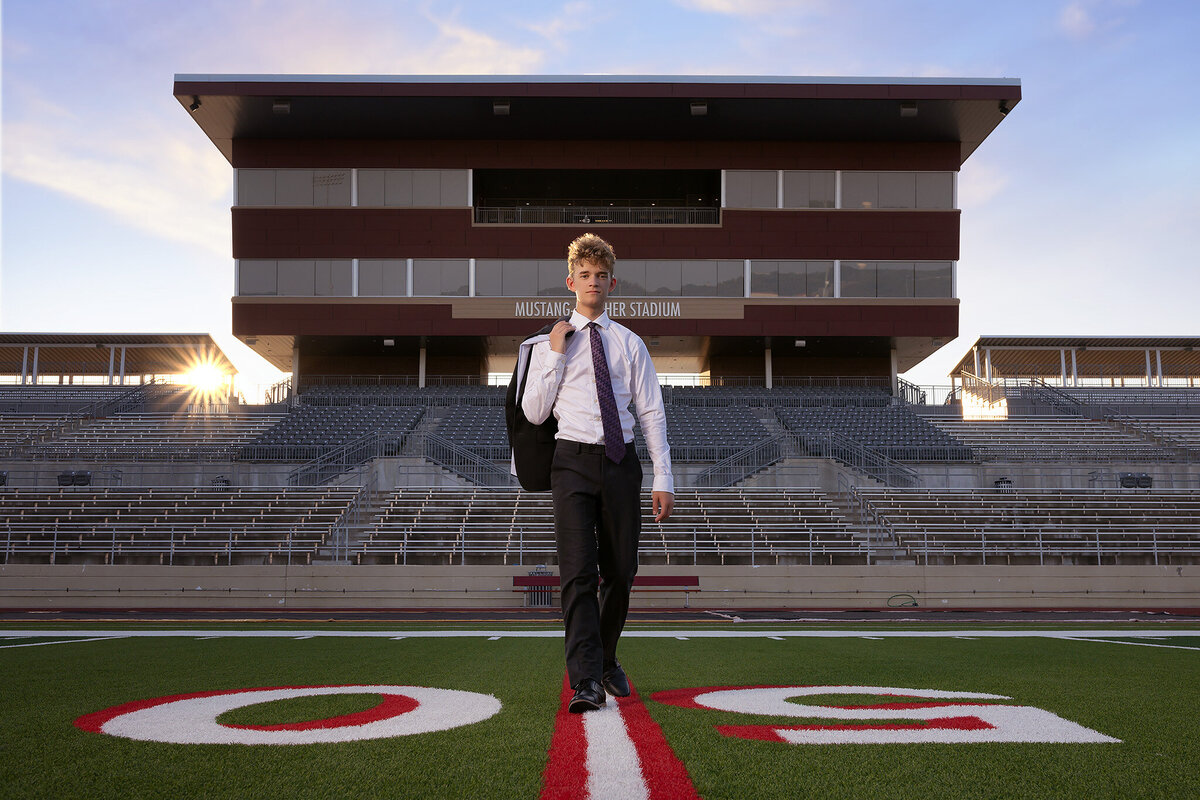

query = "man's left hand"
[652,491,674,522]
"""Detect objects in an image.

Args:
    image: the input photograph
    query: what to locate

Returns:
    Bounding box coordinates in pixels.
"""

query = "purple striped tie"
[588,322,626,463]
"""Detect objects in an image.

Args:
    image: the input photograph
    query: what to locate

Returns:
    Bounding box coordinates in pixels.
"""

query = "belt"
[557,439,630,455]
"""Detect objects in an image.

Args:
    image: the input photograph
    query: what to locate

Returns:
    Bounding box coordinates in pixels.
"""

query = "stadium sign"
[513,300,683,319]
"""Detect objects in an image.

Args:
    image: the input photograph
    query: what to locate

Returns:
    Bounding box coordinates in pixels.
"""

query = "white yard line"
[1059,636,1200,652]
[1,629,1198,640]
[0,636,127,650]
[584,704,649,800]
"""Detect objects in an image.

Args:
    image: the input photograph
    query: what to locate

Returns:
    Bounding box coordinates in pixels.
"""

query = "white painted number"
[652,685,1120,745]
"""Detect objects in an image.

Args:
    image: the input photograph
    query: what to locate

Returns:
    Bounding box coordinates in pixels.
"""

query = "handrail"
[422,433,515,488]
[474,205,719,225]
[896,377,927,406]
[692,436,787,488]
[793,430,922,488]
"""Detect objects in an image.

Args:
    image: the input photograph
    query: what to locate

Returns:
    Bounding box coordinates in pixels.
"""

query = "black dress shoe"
[569,678,606,713]
[602,662,631,698]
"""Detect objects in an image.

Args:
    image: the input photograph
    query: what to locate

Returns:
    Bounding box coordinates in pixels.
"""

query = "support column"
[108,347,116,386]
[119,347,127,385]
[1145,349,1153,387]
[890,348,900,397]
[1060,349,1067,387]
[291,343,301,393]
[1156,349,1164,387]
[984,349,993,382]
[764,345,773,390]
[1071,349,1078,387]
[418,338,427,389]
[30,347,39,385]
[973,347,980,377]
[21,347,29,385]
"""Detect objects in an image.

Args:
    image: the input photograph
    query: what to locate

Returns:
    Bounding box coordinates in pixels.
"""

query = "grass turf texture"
[1,632,1198,799]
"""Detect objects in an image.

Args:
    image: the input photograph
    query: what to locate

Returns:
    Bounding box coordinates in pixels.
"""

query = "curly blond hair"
[567,233,616,276]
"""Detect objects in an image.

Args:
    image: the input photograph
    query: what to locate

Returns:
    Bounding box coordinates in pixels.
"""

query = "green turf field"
[1,625,1197,799]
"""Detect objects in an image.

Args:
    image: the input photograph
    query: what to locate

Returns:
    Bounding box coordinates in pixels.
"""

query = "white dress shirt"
[521,309,674,494]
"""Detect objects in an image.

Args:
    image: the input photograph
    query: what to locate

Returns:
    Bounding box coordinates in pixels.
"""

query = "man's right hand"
[549,320,575,354]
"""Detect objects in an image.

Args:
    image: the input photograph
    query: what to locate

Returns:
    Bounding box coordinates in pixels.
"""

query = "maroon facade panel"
[233,302,958,339]
[233,209,960,261]
[232,139,960,171]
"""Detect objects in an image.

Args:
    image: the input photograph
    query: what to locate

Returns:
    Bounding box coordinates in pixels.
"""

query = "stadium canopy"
[173,74,1021,165]
[0,333,237,385]
[951,336,1200,386]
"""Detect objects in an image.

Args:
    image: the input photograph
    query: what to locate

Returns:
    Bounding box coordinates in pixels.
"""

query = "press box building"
[173,75,1020,387]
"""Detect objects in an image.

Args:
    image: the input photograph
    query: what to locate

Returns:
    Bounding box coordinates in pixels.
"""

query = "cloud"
[1058,2,1098,38]
[526,1,595,43]
[3,91,231,256]
[958,160,1011,210]
[672,0,823,17]
[2,6,549,258]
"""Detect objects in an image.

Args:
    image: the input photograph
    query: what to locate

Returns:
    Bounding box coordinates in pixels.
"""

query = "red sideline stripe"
[618,679,700,800]
[539,674,588,800]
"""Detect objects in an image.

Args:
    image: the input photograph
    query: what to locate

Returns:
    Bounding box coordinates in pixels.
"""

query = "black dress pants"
[551,439,642,688]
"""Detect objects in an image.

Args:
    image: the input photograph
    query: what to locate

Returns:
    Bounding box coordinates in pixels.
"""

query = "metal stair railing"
[896,377,927,406]
[692,435,786,488]
[10,380,163,454]
[288,432,401,486]
[795,430,922,488]
[422,433,515,488]
[1025,377,1089,417]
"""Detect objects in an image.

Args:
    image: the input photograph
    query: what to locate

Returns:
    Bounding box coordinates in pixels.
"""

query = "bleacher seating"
[357,487,861,566]
[1115,416,1200,450]
[776,405,973,461]
[667,383,892,407]
[241,406,425,460]
[300,384,504,406]
[925,416,1179,462]
[0,414,69,455]
[0,486,361,565]
[0,385,134,413]
[855,487,1200,566]
[24,413,284,462]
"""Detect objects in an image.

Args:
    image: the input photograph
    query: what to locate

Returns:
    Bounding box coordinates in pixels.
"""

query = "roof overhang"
[0,333,237,377]
[951,336,1200,380]
[174,74,1021,165]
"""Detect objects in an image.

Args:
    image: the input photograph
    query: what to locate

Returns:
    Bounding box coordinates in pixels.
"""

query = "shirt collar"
[570,309,612,330]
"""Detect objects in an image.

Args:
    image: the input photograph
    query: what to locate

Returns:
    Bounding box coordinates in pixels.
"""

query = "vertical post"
[720,170,726,208]
[1060,350,1067,387]
[407,258,414,297]
[1156,349,1164,387]
[418,341,427,389]
[776,170,784,208]
[351,259,359,297]
[743,259,751,298]
[890,348,899,397]
[834,170,843,209]
[1071,349,1078,387]
[1145,349,1153,388]
[984,349,993,382]
[764,346,773,390]
[833,260,841,298]
[31,347,40,385]
[350,168,358,207]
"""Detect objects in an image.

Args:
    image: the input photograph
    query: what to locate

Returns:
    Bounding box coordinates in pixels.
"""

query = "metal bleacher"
[0,486,361,565]
[25,412,285,462]
[357,487,863,566]
[924,416,1180,462]
[854,487,1200,566]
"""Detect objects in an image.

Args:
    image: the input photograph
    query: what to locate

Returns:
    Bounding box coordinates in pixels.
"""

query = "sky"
[2,0,1199,395]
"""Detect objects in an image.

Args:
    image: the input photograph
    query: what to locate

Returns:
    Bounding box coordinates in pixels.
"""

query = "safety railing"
[474,205,719,225]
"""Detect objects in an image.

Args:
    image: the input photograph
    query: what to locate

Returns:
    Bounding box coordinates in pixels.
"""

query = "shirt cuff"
[652,475,674,494]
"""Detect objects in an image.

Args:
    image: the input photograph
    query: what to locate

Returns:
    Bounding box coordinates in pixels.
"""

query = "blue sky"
[3,0,1199,391]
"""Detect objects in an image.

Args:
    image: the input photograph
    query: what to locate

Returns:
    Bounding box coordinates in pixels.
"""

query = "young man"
[521,233,674,712]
